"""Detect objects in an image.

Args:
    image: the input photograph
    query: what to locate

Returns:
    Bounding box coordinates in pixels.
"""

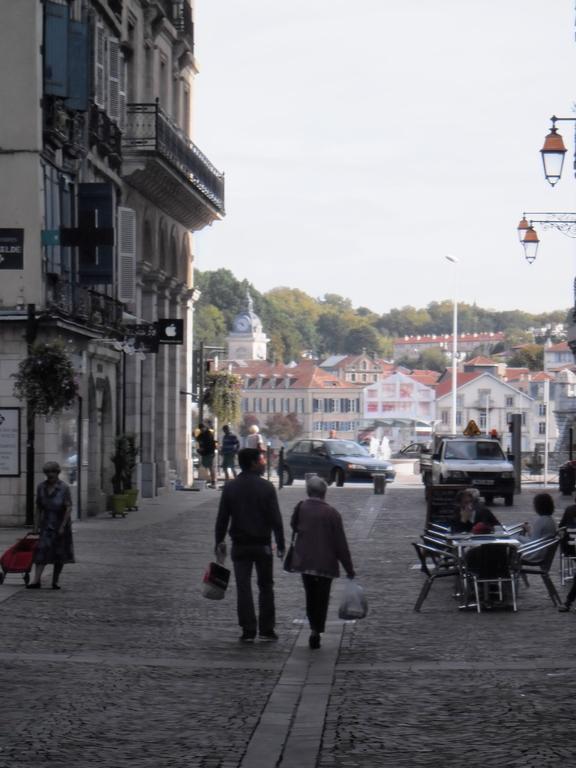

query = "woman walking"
[290,476,355,649]
[27,461,74,590]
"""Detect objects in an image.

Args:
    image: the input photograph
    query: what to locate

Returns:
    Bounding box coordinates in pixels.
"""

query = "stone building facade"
[0,0,223,524]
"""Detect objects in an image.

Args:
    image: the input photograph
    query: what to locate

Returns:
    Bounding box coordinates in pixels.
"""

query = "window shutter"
[118,54,127,128]
[44,1,69,97]
[94,23,106,108]
[117,207,137,303]
[108,38,120,121]
[67,20,89,111]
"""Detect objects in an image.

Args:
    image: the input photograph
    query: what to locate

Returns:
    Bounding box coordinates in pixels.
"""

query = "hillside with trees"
[194,268,568,365]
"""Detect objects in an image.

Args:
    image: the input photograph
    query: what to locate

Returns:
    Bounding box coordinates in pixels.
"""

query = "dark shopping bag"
[202,561,231,600]
[283,544,295,572]
[338,579,368,620]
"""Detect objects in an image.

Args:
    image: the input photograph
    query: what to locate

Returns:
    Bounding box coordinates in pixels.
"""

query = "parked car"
[280,439,396,487]
[392,442,432,460]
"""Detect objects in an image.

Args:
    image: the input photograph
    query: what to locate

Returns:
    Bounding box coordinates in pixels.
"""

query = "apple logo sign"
[165,323,177,338]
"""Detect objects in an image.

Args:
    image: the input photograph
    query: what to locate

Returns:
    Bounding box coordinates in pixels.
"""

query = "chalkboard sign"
[425,484,462,528]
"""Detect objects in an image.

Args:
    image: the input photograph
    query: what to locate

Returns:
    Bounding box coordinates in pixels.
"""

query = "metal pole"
[198,341,205,425]
[543,379,550,488]
[451,296,458,434]
[25,303,37,527]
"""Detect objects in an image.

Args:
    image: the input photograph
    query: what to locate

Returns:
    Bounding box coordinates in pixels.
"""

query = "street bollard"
[373,473,386,495]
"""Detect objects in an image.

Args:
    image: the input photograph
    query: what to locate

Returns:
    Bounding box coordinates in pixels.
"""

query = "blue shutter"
[67,21,89,111]
[77,183,114,285]
[44,2,69,97]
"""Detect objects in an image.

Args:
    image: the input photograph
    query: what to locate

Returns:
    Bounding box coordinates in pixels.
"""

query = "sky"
[193,0,576,316]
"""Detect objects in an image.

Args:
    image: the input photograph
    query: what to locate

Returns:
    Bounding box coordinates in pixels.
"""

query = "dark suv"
[280,438,396,487]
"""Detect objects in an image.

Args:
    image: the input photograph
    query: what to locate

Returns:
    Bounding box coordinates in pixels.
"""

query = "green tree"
[507,344,544,370]
[343,325,383,355]
[263,413,303,443]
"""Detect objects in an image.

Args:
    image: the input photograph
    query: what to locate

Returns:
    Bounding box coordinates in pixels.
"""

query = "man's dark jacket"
[215,471,285,550]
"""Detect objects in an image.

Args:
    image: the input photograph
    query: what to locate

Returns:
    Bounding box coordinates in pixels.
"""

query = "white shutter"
[108,38,120,121]
[118,54,127,128]
[94,23,106,108]
[117,207,137,303]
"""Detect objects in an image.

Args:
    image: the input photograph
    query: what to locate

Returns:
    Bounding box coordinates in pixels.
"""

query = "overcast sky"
[193,1,576,316]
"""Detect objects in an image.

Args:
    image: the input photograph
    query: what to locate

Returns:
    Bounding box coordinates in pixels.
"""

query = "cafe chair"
[558,528,576,585]
[501,523,526,536]
[412,542,461,612]
[516,537,561,607]
[464,543,518,613]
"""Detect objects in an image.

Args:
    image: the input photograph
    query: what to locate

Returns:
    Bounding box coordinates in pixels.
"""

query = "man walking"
[221,424,240,480]
[196,422,217,488]
[215,448,285,642]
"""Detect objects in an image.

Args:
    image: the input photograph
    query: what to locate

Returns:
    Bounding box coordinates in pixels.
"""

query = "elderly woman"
[452,487,500,533]
[289,476,355,649]
[27,461,74,590]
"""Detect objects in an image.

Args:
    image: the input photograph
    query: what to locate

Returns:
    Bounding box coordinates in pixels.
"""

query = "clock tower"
[227,290,269,361]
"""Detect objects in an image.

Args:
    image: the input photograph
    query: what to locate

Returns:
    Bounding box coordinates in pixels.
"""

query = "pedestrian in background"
[289,476,355,650]
[196,422,217,488]
[246,424,265,452]
[27,461,74,590]
[215,448,285,642]
[221,424,240,480]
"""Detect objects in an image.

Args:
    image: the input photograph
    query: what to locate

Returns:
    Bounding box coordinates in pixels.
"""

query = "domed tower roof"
[232,289,263,334]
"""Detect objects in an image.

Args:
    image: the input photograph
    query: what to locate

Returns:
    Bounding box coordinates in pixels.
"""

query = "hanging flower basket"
[203,371,242,424]
[13,342,78,418]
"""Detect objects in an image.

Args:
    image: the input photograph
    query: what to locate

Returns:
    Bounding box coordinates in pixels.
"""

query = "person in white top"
[246,424,265,452]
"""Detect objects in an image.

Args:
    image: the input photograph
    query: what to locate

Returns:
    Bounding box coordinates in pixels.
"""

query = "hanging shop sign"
[157,319,184,345]
[0,408,21,476]
[0,229,24,270]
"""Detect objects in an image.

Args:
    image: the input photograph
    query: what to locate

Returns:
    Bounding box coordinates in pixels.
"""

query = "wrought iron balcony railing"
[123,103,224,215]
[46,279,124,331]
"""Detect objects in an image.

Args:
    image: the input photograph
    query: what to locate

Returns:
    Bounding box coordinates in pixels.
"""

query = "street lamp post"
[516,211,576,264]
[445,255,459,435]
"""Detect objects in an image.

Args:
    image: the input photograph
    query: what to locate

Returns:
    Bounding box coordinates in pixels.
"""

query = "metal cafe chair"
[516,537,561,607]
[501,523,527,536]
[412,542,461,612]
[558,528,576,585]
[464,543,518,613]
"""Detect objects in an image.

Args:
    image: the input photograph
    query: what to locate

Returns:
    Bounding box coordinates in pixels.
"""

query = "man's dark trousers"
[232,544,275,635]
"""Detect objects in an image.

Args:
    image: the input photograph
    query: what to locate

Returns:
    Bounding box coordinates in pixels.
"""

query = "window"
[441,410,449,425]
[538,422,546,435]
[506,396,514,408]
[324,398,335,413]
[456,411,462,427]
[313,399,322,413]
[479,412,486,429]
[522,412,526,426]
[538,403,547,416]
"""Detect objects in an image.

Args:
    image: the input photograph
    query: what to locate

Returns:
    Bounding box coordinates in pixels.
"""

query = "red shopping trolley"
[0,533,39,585]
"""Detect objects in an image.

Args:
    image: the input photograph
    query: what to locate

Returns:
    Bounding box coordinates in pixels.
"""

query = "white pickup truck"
[426,437,515,506]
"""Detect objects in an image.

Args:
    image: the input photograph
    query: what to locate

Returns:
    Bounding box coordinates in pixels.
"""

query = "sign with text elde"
[0,229,24,270]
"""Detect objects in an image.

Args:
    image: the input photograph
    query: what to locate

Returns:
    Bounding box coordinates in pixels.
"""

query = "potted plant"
[110,434,139,516]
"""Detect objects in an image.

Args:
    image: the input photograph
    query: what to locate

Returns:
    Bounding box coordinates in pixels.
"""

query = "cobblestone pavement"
[0,481,575,767]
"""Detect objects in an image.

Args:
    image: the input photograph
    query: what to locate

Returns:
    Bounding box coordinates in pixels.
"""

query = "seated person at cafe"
[518,492,557,563]
[558,501,576,556]
[452,488,500,533]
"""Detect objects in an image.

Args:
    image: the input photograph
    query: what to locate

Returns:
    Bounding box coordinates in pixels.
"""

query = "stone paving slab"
[0,482,575,767]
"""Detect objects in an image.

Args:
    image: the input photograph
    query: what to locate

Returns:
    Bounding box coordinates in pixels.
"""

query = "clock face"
[235,316,250,332]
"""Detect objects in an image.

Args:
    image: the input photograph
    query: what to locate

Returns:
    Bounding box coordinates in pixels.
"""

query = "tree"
[343,325,383,355]
[262,413,303,443]
[507,344,544,371]
[239,413,260,437]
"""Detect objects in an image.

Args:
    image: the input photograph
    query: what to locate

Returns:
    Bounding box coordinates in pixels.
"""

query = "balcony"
[89,104,123,172]
[122,103,224,231]
[46,278,124,332]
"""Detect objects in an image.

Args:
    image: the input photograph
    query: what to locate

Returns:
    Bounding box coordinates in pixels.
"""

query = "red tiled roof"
[546,341,570,352]
[531,371,555,382]
[435,372,483,398]
[466,356,497,366]
[230,360,350,389]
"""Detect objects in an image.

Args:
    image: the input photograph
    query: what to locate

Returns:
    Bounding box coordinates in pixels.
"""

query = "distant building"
[226,291,269,361]
[319,352,394,384]
[392,332,505,361]
[543,340,574,372]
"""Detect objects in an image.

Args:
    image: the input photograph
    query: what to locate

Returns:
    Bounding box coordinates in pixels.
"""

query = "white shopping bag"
[338,579,368,620]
